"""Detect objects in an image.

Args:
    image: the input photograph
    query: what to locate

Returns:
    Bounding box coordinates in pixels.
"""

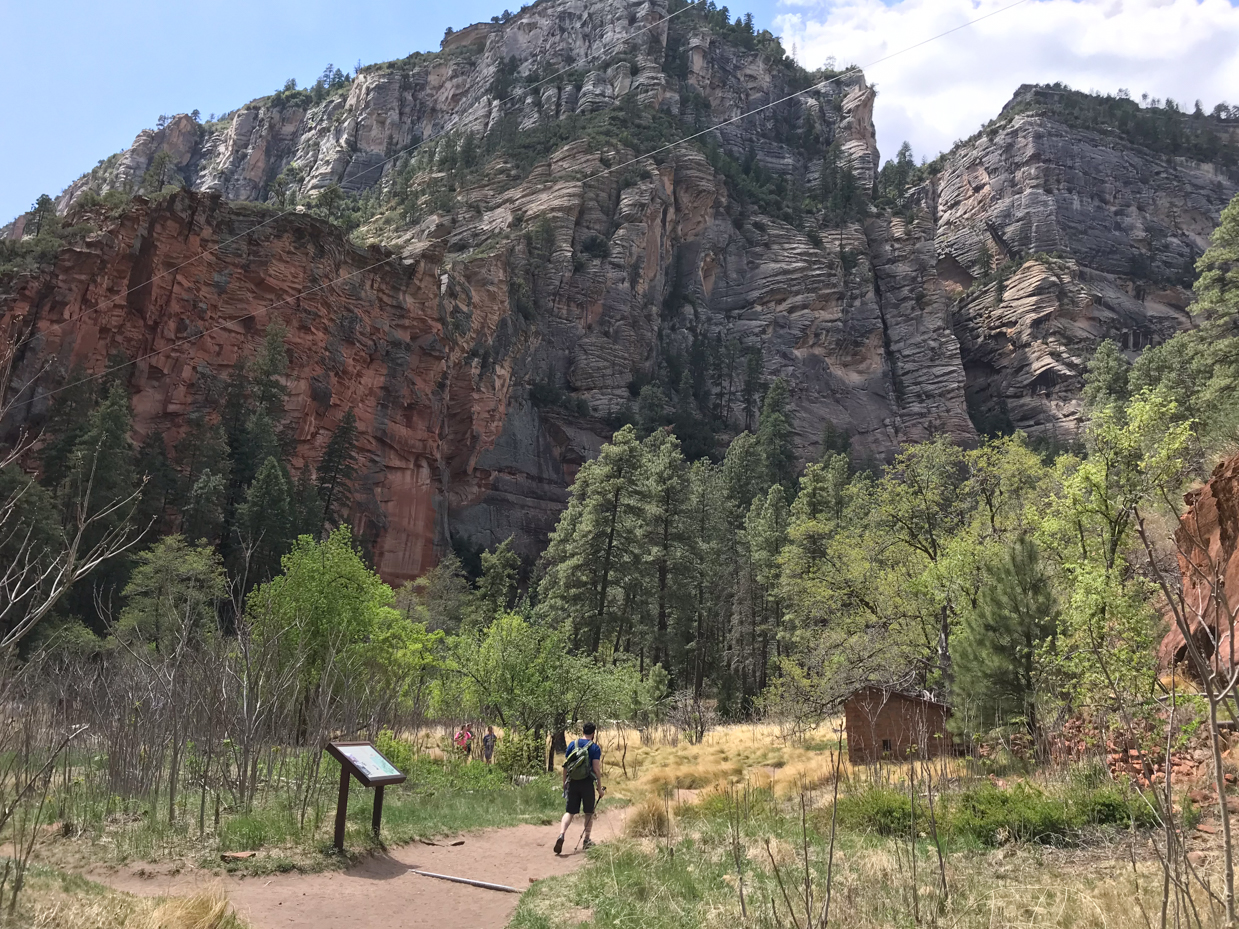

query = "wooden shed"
[844,686,953,763]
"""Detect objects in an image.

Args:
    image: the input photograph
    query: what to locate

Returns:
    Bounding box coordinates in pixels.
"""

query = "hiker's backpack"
[563,739,593,781]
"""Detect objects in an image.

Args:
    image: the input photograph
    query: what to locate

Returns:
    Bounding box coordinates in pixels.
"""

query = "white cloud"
[775,0,1239,167]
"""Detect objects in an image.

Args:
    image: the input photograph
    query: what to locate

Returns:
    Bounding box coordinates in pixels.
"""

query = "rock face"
[935,92,1237,441]
[1159,455,1239,671]
[5,4,1239,579]
[1,193,518,583]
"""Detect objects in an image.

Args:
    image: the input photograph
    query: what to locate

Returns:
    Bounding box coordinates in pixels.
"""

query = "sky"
[4,0,1238,223]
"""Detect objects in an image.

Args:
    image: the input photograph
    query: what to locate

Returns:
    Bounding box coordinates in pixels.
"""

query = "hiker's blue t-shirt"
[567,738,601,767]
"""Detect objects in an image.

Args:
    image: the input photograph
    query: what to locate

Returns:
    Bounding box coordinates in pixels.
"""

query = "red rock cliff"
[1159,455,1239,670]
[0,191,517,584]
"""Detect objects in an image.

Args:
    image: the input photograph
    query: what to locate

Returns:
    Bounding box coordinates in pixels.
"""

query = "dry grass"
[626,796,672,838]
[596,721,970,802]
[21,867,245,929]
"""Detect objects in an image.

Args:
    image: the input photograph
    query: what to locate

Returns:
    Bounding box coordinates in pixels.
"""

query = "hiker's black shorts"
[565,779,596,815]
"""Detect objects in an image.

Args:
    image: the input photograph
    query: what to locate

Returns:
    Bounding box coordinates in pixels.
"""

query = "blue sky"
[4,0,1237,224]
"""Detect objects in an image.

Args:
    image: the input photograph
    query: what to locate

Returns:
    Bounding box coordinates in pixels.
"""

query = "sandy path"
[89,809,625,929]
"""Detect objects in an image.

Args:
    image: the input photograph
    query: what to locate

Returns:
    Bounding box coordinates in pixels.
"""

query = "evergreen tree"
[467,537,521,632]
[756,378,796,491]
[317,408,359,531]
[235,456,294,583]
[537,425,647,653]
[135,430,178,534]
[27,194,58,237]
[182,469,226,545]
[118,535,226,653]
[952,536,1057,741]
[292,462,324,539]
[1082,339,1131,409]
[641,430,694,675]
[722,431,765,522]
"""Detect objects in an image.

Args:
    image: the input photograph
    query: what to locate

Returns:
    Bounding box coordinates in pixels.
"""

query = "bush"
[830,779,1153,846]
[832,787,912,836]
[375,729,415,774]
[496,728,546,776]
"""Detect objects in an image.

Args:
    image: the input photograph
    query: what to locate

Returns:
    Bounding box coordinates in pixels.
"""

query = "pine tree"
[952,537,1057,740]
[292,462,324,539]
[317,408,359,531]
[537,425,648,653]
[722,431,764,523]
[641,430,694,676]
[135,430,179,534]
[756,378,796,491]
[235,456,294,583]
[467,537,521,632]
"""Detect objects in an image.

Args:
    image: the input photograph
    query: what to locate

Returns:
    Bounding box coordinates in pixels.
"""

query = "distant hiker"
[482,726,498,765]
[554,722,604,855]
[454,724,474,763]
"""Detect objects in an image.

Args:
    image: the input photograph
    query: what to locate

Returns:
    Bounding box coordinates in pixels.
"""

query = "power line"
[21,0,708,346]
[576,0,1033,187]
[8,0,1032,415]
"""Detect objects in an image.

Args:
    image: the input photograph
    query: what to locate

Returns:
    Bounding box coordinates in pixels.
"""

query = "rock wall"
[1,192,520,583]
[1159,455,1239,670]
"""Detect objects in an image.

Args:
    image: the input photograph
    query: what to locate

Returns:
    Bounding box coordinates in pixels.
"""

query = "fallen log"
[408,869,519,893]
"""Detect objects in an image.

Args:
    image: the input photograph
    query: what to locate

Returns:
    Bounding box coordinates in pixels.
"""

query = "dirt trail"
[89,809,627,929]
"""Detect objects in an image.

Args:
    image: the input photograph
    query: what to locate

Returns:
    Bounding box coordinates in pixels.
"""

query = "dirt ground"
[86,809,628,929]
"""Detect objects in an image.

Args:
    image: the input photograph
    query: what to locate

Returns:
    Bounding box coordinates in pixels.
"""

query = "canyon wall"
[4,1,1238,579]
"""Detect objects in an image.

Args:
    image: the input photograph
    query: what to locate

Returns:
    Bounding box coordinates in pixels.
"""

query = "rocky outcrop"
[1159,455,1239,671]
[936,100,1238,440]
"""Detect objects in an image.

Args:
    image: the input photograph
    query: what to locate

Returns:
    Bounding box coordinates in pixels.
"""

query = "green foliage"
[834,779,1154,846]
[952,537,1057,738]
[495,728,546,776]
[1000,84,1239,172]
[116,536,226,652]
[316,408,359,532]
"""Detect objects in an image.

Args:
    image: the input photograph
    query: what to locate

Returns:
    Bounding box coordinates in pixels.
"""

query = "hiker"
[454,724,474,763]
[554,722,605,855]
[482,726,498,765]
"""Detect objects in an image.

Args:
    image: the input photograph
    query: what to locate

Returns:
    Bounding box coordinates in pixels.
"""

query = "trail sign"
[326,741,407,851]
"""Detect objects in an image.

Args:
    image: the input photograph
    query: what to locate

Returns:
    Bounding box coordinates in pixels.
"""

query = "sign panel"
[326,741,407,788]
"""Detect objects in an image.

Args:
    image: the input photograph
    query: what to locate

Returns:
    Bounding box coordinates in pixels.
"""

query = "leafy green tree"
[117,535,225,653]
[142,151,177,194]
[135,431,178,533]
[951,537,1057,741]
[396,552,469,632]
[721,430,764,521]
[248,526,439,720]
[316,408,359,531]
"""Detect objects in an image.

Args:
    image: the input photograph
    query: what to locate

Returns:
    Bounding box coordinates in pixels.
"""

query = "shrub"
[375,729,415,774]
[832,787,912,836]
[627,796,671,837]
[496,728,546,776]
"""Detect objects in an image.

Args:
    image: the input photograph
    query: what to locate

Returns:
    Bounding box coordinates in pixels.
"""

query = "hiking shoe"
[582,838,595,850]
[553,834,564,855]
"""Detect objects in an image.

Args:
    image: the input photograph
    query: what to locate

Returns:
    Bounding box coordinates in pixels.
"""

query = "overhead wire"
[18,0,710,345]
[8,0,1032,413]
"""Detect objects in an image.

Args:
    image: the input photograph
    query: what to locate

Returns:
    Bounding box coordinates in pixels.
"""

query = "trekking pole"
[574,785,606,851]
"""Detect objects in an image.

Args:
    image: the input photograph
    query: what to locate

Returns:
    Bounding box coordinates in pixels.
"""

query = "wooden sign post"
[326,741,407,852]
